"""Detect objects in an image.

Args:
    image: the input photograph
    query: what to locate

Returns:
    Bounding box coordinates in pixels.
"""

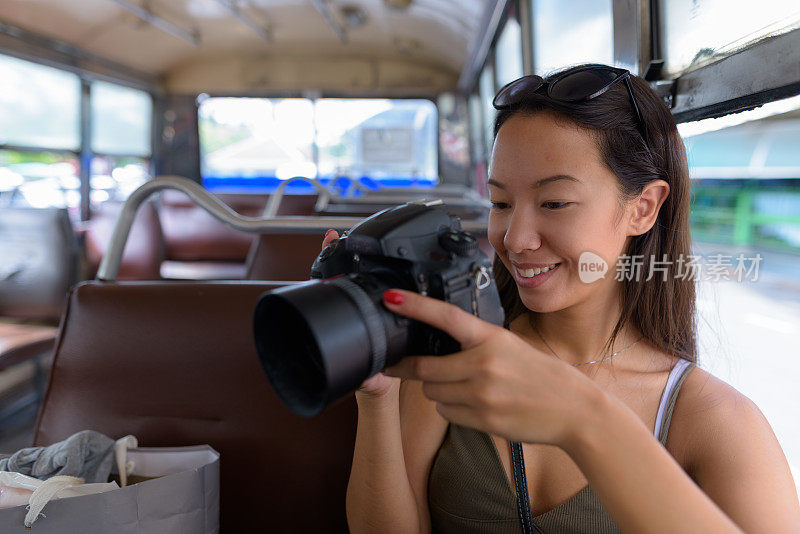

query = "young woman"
[329,64,800,533]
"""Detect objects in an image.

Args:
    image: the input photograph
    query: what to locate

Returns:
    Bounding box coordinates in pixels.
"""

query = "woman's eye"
[542,201,571,210]
[490,201,510,210]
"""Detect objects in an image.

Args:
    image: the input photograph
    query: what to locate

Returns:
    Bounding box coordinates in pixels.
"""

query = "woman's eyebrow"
[487,174,581,190]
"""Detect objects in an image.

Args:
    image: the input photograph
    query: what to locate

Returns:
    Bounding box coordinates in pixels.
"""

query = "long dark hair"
[492,64,697,363]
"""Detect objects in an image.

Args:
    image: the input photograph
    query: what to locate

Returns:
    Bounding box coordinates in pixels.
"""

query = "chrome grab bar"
[262,176,332,218]
[97,175,488,282]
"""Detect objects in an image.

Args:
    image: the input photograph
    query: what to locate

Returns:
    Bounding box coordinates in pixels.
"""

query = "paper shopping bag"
[0,445,219,534]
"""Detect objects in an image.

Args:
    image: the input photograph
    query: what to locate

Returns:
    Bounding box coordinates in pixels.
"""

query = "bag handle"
[114,435,138,488]
[25,476,84,527]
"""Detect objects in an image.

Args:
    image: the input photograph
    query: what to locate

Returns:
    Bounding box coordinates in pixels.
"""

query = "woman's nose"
[503,209,541,254]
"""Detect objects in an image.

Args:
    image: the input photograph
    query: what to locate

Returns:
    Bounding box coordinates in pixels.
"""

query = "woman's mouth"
[512,262,561,288]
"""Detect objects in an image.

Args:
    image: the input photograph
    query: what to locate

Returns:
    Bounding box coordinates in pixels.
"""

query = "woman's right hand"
[321,229,400,399]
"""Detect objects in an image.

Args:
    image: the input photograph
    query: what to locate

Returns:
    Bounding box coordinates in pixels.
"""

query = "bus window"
[90,81,152,158]
[660,0,800,77]
[90,155,150,204]
[199,97,316,192]
[532,0,613,75]
[478,61,496,158]
[315,98,437,188]
[0,149,79,209]
[0,55,81,211]
[0,55,80,150]
[494,11,523,88]
[198,97,437,193]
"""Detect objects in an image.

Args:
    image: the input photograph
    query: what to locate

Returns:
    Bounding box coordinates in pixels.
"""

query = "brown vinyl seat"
[0,208,78,411]
[84,200,164,281]
[245,193,326,281]
[159,191,267,262]
[159,192,320,280]
[245,234,324,281]
[34,281,356,533]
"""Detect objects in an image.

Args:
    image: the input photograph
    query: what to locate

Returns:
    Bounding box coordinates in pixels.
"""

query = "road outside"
[693,243,800,499]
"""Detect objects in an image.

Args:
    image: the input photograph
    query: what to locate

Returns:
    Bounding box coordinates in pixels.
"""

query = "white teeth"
[517,264,558,278]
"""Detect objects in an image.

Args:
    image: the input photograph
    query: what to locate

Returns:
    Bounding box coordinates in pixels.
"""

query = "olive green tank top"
[428,360,695,533]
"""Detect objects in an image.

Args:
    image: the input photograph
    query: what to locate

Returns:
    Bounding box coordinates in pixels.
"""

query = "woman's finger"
[382,289,492,349]
[385,353,477,382]
[420,380,475,405]
[433,402,485,430]
[321,229,339,250]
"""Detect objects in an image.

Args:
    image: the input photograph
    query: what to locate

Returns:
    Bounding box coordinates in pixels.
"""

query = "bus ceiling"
[0,1,799,117]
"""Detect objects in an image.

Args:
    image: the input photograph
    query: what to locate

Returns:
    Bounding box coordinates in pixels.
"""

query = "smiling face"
[488,112,634,313]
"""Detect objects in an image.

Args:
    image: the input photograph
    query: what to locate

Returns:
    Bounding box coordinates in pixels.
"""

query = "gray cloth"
[0,430,115,483]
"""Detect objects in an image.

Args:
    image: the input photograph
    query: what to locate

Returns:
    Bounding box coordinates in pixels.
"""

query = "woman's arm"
[561,372,800,534]
[345,380,448,534]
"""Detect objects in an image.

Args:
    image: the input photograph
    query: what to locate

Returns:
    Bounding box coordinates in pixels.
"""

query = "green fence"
[690,181,800,252]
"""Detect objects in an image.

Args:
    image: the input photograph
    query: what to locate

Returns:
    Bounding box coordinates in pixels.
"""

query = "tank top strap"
[653,359,696,445]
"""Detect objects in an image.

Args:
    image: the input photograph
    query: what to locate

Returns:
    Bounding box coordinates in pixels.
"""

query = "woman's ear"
[628,179,670,236]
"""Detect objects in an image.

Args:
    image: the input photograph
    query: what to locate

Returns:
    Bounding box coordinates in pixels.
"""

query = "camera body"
[254,200,505,416]
[311,200,504,355]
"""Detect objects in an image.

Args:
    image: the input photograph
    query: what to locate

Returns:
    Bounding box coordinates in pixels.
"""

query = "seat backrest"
[0,207,78,320]
[245,234,324,281]
[84,200,164,281]
[35,281,356,533]
[158,192,319,263]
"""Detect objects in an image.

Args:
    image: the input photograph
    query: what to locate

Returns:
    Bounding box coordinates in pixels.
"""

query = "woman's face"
[488,112,634,313]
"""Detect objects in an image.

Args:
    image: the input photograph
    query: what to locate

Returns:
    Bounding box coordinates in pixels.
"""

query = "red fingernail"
[383,290,404,305]
[325,229,334,237]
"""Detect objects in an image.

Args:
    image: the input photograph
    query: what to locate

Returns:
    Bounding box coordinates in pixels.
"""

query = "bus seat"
[246,228,493,282]
[84,200,164,281]
[0,207,77,421]
[0,207,78,321]
[245,234,323,281]
[0,323,57,371]
[243,192,324,281]
[33,281,356,533]
[159,191,266,263]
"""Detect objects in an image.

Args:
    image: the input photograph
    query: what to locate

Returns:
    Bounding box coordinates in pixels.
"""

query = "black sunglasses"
[492,66,649,147]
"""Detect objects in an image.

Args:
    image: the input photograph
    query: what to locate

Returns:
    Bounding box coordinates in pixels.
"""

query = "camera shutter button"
[439,230,478,257]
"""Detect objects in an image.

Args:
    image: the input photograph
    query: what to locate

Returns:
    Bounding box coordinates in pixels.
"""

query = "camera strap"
[510,441,537,533]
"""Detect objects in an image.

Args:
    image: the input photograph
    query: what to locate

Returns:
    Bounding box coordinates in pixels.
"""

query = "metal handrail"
[261,176,332,218]
[97,176,489,281]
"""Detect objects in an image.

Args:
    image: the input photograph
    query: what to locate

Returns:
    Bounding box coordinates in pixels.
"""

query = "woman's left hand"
[382,289,604,447]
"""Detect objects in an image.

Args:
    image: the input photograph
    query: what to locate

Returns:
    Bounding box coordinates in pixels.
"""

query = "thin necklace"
[528,315,642,367]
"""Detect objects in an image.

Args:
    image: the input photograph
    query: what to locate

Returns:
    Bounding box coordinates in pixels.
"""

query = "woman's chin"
[519,293,564,314]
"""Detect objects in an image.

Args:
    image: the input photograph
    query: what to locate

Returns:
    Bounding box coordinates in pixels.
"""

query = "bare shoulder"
[667,366,800,531]
[667,366,774,471]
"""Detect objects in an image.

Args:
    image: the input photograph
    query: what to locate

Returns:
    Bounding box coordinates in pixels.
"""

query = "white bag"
[0,445,220,534]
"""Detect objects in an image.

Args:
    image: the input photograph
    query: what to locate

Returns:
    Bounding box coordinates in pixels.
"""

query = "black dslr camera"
[253,200,504,417]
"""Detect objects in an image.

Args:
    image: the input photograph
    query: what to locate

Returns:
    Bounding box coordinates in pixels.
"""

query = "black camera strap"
[510,441,537,533]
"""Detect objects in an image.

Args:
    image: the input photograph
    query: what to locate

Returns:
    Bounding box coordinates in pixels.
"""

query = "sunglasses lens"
[549,68,621,101]
[494,76,544,107]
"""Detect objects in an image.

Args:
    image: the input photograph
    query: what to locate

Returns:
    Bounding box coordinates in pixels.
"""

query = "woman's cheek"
[487,216,507,255]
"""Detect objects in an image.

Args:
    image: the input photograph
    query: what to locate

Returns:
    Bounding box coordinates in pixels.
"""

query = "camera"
[253,200,504,417]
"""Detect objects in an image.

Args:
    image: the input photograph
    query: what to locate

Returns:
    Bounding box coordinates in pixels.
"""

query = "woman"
[330,64,800,533]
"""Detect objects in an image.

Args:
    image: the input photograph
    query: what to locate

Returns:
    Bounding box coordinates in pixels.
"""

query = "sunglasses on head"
[492,65,649,147]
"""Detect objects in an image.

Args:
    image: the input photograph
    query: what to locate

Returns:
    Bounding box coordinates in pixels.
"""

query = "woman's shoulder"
[666,364,775,477]
[666,364,800,528]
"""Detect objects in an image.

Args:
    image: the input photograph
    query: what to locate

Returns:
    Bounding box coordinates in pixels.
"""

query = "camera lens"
[254,275,406,417]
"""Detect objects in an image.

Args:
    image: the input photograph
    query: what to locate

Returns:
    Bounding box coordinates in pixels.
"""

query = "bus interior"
[0,0,799,531]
